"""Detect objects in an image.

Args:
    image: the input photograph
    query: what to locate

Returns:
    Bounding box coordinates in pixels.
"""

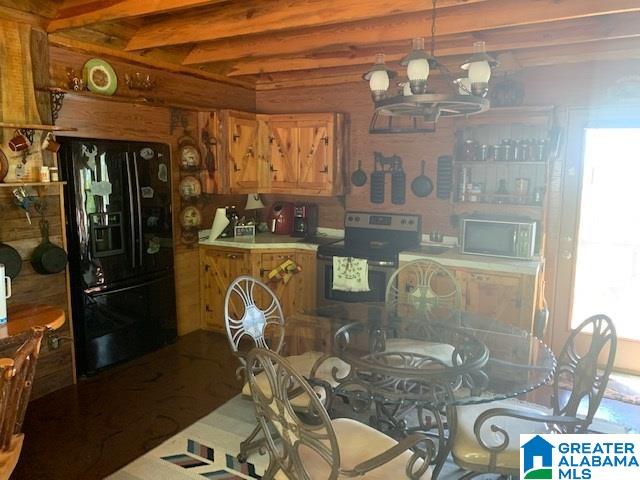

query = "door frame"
[548,105,640,370]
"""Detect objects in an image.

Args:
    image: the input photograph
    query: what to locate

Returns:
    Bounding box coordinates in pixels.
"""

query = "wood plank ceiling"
[10,0,640,90]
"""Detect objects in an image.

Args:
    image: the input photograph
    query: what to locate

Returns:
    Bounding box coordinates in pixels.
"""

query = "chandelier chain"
[431,0,437,57]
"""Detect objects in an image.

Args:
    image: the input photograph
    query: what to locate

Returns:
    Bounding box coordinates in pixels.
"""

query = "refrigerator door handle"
[124,152,136,269]
[133,152,144,267]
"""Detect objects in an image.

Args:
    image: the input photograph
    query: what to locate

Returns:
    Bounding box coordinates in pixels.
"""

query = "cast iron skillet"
[411,160,434,198]
[31,219,67,275]
[0,242,21,279]
[351,160,367,186]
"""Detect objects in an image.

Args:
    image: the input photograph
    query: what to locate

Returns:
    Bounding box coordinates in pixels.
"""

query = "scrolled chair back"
[246,348,340,480]
[224,276,286,366]
[385,259,461,333]
[552,313,617,431]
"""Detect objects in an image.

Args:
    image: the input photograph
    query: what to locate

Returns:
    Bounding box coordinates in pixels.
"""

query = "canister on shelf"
[515,177,530,195]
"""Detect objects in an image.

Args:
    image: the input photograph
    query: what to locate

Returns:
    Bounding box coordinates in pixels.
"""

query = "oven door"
[316,254,393,305]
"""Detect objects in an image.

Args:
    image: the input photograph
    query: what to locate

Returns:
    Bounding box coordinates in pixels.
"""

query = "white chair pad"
[242,351,350,408]
[452,399,552,471]
[275,418,430,479]
[385,338,455,366]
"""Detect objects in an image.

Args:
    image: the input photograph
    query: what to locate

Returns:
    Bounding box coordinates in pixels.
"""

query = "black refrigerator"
[60,138,176,375]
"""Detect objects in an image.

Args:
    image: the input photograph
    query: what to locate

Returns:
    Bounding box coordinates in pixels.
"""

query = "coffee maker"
[292,203,319,238]
[268,202,295,235]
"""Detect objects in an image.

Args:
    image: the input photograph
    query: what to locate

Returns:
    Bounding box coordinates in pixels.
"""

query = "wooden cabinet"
[217,110,346,196]
[200,247,251,331]
[266,113,343,196]
[455,268,539,333]
[223,110,268,193]
[200,246,317,332]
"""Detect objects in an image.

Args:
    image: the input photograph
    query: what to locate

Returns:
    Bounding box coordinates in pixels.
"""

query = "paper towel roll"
[208,208,229,241]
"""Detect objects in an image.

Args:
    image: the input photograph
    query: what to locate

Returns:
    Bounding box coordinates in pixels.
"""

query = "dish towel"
[332,257,370,292]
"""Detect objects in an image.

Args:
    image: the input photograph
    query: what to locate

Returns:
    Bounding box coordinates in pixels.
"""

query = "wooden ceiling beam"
[220,12,640,76]
[254,37,640,91]
[48,0,230,32]
[47,33,255,90]
[125,0,487,51]
[184,0,640,66]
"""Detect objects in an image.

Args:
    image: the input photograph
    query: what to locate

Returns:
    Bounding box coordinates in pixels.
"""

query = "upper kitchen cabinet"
[217,110,347,196]
[222,110,269,193]
[266,113,346,196]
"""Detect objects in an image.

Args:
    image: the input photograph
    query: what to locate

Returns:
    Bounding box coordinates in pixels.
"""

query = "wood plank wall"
[257,58,640,349]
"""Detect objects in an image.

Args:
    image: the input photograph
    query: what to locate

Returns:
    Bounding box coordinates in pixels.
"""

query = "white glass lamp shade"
[407,58,429,82]
[468,60,492,84]
[369,70,390,93]
[245,193,265,210]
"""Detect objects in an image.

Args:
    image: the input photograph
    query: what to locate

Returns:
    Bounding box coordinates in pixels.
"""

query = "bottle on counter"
[227,205,240,237]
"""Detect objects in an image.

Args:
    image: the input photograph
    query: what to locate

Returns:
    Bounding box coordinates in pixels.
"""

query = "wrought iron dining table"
[290,303,556,478]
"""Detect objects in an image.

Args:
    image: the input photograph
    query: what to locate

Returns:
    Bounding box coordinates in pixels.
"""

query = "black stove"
[317,212,422,264]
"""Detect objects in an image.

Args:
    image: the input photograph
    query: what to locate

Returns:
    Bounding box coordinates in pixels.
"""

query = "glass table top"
[290,303,557,407]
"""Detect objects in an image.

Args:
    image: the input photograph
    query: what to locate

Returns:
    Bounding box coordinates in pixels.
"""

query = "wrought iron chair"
[384,259,462,365]
[224,275,349,461]
[246,347,434,479]
[451,314,617,479]
[0,327,45,479]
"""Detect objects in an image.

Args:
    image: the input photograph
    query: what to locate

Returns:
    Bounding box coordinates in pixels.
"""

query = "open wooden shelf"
[42,86,203,112]
[0,181,66,187]
[0,122,76,131]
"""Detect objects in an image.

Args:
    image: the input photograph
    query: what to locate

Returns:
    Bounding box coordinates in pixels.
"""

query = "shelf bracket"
[49,90,66,122]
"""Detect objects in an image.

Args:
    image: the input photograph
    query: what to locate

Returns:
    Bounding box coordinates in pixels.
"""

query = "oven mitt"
[268,259,302,285]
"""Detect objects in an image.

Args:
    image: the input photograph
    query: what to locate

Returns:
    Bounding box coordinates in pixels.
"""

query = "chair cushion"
[274,418,430,479]
[0,433,23,480]
[242,351,350,408]
[452,399,552,472]
[385,338,455,366]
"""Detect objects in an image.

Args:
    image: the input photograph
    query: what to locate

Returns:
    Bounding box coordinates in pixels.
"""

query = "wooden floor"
[17,330,242,480]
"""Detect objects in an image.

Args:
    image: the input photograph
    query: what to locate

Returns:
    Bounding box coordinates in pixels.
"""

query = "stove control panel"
[345,212,421,232]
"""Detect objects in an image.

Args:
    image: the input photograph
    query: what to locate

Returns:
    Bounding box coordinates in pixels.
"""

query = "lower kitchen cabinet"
[200,246,317,332]
[456,268,539,333]
[200,247,251,331]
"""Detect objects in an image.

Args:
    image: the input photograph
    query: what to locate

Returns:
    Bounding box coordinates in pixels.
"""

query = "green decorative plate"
[83,58,118,96]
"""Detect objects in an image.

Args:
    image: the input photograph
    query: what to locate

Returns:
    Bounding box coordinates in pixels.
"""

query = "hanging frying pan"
[0,242,21,279]
[351,160,367,187]
[411,160,434,198]
[31,219,68,275]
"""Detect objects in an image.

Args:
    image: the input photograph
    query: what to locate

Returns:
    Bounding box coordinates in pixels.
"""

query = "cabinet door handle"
[319,165,328,174]
[233,162,241,172]
[232,133,240,142]
[226,254,240,259]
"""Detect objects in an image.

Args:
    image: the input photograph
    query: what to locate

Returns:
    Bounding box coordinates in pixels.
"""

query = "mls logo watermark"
[520,434,640,479]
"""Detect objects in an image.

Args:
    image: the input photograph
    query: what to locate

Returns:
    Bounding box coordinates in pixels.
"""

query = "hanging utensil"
[31,219,67,275]
[370,155,385,204]
[351,160,367,187]
[0,242,21,279]
[391,157,406,205]
[411,160,434,198]
[436,155,454,199]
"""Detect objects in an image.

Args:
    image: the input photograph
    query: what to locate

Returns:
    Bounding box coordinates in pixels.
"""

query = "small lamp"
[363,53,396,102]
[460,41,498,97]
[245,193,265,224]
[400,38,432,95]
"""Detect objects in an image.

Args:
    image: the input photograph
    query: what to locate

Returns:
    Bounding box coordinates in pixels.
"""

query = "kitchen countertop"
[199,232,340,251]
[400,245,542,275]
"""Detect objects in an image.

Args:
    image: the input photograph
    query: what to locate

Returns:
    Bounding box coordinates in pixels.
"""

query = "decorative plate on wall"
[0,149,8,182]
[83,58,118,96]
[180,205,202,229]
[179,175,202,200]
[178,138,202,170]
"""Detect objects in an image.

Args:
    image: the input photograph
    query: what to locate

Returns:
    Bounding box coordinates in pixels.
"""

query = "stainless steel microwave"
[460,218,537,260]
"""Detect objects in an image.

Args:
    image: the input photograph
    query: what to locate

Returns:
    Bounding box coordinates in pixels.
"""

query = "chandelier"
[363,0,497,133]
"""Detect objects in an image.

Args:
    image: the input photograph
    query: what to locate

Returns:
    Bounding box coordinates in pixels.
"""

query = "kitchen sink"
[419,245,452,255]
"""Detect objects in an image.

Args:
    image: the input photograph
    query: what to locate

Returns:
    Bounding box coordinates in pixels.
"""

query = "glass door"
[552,109,640,372]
